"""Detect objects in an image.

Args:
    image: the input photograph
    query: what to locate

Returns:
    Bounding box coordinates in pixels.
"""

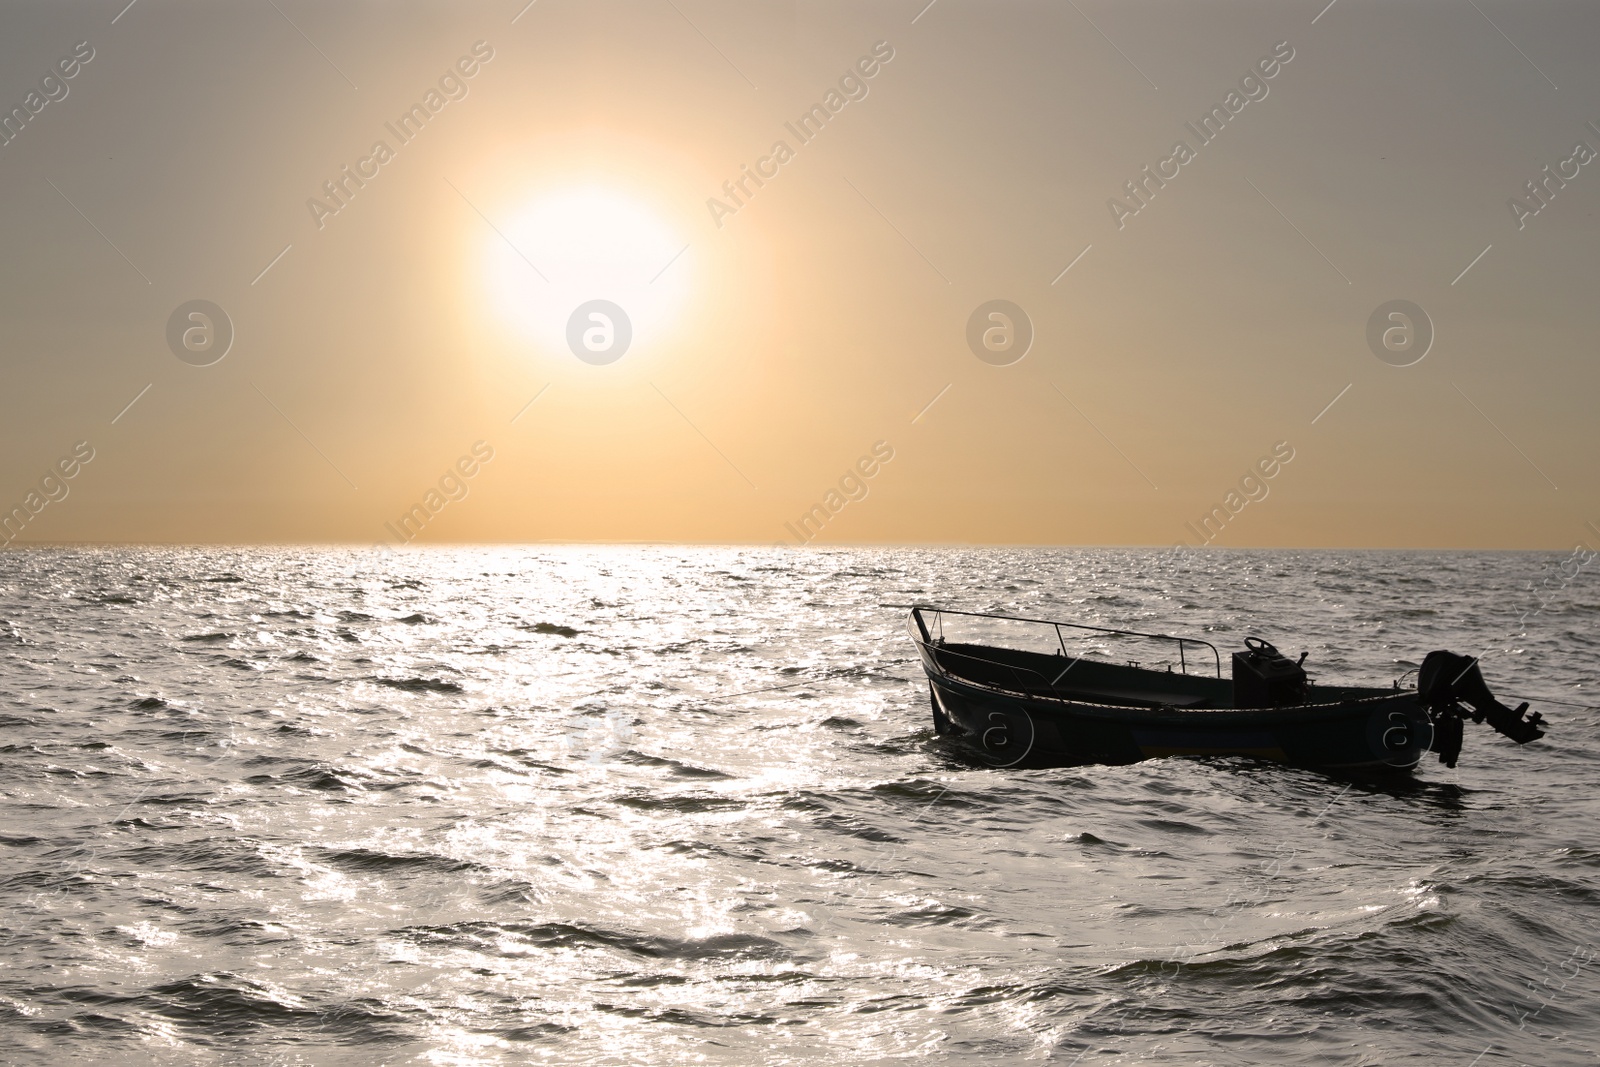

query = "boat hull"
[926,669,1434,773]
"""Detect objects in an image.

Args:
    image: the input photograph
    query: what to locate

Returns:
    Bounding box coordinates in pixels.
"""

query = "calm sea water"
[0,546,1595,1066]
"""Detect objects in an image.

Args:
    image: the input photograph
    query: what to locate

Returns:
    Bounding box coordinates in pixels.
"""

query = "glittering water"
[0,546,1596,1066]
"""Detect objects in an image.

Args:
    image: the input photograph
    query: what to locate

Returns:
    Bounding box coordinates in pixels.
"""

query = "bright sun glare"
[484,186,691,359]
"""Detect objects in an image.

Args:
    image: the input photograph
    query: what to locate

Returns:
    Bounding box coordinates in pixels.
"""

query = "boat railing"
[908,605,1222,679]
[907,625,1079,702]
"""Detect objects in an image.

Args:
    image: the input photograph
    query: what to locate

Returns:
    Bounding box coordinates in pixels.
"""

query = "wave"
[314,846,482,876]
[247,762,372,793]
[521,621,581,637]
[134,972,410,1041]
[373,676,464,694]
[403,920,794,964]
[618,752,731,779]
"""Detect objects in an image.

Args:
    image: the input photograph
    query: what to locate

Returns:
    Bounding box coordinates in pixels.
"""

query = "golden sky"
[1,0,1596,548]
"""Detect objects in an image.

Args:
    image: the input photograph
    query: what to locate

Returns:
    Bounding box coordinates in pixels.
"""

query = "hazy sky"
[1,0,1597,548]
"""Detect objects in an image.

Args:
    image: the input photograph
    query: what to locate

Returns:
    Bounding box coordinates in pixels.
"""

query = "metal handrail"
[908,605,1222,679]
[907,624,1076,701]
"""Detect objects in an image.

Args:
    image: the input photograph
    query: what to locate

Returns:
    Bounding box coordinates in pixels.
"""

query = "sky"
[0,0,1597,549]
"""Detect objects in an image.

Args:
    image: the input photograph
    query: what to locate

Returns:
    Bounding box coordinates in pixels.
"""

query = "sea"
[0,546,1595,1066]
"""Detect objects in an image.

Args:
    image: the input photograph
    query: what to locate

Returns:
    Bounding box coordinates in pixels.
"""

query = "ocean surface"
[0,546,1596,1066]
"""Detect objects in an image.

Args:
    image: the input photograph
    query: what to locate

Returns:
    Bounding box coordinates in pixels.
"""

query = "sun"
[483,185,691,361]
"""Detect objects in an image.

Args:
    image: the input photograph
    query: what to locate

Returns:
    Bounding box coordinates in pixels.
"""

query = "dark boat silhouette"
[908,606,1546,773]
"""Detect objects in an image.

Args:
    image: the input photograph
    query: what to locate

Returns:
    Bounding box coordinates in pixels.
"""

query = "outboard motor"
[1233,637,1308,708]
[1417,651,1546,768]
